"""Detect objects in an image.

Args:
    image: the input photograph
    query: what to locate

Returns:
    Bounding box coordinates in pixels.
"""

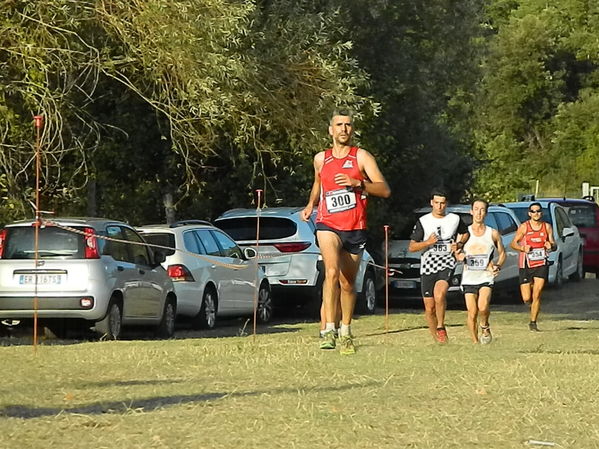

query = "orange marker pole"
[252,189,263,339]
[33,115,43,352]
[384,225,390,333]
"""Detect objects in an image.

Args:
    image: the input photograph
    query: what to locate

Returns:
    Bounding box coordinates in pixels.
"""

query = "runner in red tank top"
[510,202,556,331]
[301,109,390,354]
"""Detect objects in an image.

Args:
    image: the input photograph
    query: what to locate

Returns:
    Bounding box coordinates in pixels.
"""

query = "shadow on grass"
[0,380,381,419]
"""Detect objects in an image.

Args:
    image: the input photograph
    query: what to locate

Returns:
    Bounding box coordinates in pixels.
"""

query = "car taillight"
[272,242,311,253]
[0,229,6,259]
[167,264,195,281]
[83,227,100,259]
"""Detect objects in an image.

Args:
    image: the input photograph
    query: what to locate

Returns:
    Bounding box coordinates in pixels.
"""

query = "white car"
[502,201,584,287]
[387,205,522,298]
[214,207,379,315]
[137,221,272,329]
[0,217,176,339]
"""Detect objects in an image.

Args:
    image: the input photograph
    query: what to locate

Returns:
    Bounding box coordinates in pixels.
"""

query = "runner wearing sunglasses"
[510,202,556,331]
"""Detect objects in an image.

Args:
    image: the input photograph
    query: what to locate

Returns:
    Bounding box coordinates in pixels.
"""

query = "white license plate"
[19,274,63,285]
[392,280,418,289]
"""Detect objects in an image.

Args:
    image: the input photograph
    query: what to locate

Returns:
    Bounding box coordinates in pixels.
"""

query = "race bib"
[325,188,357,213]
[527,248,546,262]
[430,240,452,255]
[465,254,489,271]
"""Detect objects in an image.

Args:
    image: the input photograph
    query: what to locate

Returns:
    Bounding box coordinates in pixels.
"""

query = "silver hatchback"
[214,207,379,315]
[0,218,177,339]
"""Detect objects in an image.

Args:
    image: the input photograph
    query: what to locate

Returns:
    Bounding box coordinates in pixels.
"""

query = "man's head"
[528,202,543,222]
[430,188,448,217]
[470,199,488,224]
[329,109,354,146]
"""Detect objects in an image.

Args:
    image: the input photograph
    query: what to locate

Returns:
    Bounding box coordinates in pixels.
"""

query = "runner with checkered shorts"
[409,189,468,343]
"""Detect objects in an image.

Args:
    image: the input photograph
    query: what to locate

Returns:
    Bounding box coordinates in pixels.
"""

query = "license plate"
[392,280,418,289]
[19,274,63,285]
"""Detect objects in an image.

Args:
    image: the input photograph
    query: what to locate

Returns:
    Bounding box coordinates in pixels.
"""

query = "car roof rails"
[170,219,212,228]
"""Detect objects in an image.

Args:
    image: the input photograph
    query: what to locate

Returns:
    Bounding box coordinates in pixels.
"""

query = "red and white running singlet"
[518,221,550,268]
[316,147,367,231]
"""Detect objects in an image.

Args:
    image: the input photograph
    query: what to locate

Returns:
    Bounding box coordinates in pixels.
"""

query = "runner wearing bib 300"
[317,147,367,231]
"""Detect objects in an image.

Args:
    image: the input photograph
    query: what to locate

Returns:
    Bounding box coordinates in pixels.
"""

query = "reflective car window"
[122,227,150,265]
[104,226,128,262]
[211,230,242,259]
[215,217,297,241]
[140,233,176,256]
[566,204,597,227]
[2,226,85,259]
[493,212,518,235]
[195,229,221,256]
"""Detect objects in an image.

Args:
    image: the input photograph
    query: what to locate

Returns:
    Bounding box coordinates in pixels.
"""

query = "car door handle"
[117,266,124,272]
[139,269,146,275]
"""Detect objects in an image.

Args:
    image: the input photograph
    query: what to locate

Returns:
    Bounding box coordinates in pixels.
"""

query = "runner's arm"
[510,224,529,253]
[492,229,506,270]
[544,223,556,251]
[301,153,323,222]
[356,149,391,198]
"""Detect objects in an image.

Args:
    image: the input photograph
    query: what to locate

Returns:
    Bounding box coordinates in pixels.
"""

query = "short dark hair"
[330,108,354,124]
[472,198,488,209]
[430,188,447,200]
[529,202,542,211]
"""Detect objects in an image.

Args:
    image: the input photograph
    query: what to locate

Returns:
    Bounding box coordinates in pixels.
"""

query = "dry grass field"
[1,279,599,449]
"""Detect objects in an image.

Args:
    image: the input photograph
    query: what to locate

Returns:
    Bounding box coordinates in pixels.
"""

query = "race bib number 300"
[527,248,546,262]
[325,188,357,213]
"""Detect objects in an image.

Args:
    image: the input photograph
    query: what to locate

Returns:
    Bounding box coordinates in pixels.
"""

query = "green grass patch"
[2,308,599,448]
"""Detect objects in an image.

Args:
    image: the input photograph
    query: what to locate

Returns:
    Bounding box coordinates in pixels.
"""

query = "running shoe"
[339,335,356,355]
[436,327,448,344]
[479,326,492,344]
[528,321,539,332]
[320,330,337,349]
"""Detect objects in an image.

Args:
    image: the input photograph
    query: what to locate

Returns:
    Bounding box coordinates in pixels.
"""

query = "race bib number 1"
[465,254,489,271]
[527,248,546,262]
[325,188,357,213]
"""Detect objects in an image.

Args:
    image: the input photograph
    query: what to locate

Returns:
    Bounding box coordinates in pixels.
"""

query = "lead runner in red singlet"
[301,109,390,354]
[510,202,556,332]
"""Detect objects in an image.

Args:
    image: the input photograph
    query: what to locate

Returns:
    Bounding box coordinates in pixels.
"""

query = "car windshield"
[215,217,297,241]
[565,204,597,227]
[2,226,87,259]
[508,206,551,224]
[392,211,473,239]
[140,233,176,256]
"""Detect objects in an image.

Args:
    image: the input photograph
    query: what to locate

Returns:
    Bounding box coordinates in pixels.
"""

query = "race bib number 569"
[325,188,357,213]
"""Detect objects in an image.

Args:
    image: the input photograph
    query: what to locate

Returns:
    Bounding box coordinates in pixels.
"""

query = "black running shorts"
[461,283,494,295]
[421,268,453,298]
[519,265,549,284]
[315,223,367,255]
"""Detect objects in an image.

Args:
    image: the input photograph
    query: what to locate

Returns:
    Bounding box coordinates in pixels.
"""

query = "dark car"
[537,198,599,276]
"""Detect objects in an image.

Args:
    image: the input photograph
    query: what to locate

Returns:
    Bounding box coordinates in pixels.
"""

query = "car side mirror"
[562,227,575,239]
[243,247,257,259]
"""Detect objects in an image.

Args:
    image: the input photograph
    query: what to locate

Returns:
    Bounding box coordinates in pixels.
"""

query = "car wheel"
[553,258,563,289]
[356,271,377,315]
[95,300,122,340]
[192,288,218,330]
[257,282,273,324]
[569,250,584,282]
[156,298,176,338]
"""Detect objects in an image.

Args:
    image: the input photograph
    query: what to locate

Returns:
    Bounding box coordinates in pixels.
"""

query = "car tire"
[192,288,218,330]
[553,258,563,289]
[257,282,273,324]
[95,300,123,340]
[569,250,584,282]
[356,270,377,315]
[156,298,176,338]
